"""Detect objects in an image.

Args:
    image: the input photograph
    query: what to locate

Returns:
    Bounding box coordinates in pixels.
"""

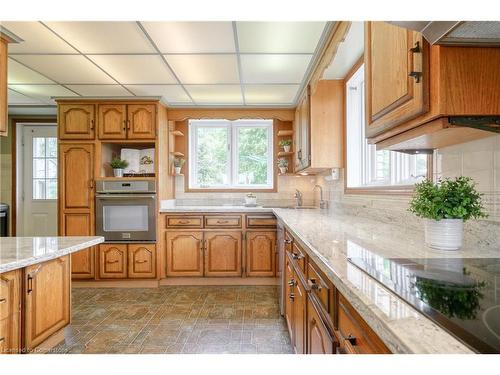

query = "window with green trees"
[189,119,273,189]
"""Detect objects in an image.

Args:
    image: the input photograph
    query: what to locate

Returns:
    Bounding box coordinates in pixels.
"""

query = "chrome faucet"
[314,185,327,209]
[294,189,303,207]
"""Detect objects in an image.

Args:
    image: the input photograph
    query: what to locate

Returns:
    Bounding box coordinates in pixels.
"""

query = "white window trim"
[188,119,274,190]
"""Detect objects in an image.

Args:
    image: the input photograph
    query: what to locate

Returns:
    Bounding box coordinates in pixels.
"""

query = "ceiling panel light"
[66,85,131,97]
[244,85,299,104]
[125,85,192,103]
[185,85,243,104]
[241,55,312,84]
[165,55,239,84]
[8,59,54,84]
[9,84,78,101]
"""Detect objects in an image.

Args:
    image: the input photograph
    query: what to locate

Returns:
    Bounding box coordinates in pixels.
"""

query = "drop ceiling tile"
[88,55,176,84]
[237,22,326,53]
[185,85,243,104]
[8,59,54,84]
[9,84,78,101]
[244,85,299,104]
[240,55,312,84]
[44,21,155,54]
[13,55,115,84]
[7,89,47,105]
[1,21,77,54]
[142,22,235,53]
[165,55,239,84]
[125,85,192,103]
[66,85,131,97]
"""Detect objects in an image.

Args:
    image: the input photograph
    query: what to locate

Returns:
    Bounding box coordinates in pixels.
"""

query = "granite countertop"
[0,236,104,273]
[160,205,275,213]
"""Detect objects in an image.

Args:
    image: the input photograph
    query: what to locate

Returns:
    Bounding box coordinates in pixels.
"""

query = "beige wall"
[0,119,13,234]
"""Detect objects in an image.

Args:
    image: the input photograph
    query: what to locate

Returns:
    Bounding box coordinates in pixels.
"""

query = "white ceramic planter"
[113,168,124,177]
[424,219,464,250]
[283,145,291,152]
[174,166,181,175]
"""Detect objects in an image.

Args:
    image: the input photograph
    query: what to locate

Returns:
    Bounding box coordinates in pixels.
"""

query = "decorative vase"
[174,166,181,175]
[283,145,291,152]
[279,167,287,174]
[424,219,464,250]
[113,168,124,177]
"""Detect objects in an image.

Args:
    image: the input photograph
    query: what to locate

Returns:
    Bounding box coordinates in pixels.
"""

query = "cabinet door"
[165,231,204,277]
[58,104,95,139]
[59,144,94,210]
[62,213,95,279]
[284,254,294,340]
[0,270,21,354]
[246,231,276,277]
[24,256,70,351]
[204,232,242,277]
[127,104,156,139]
[0,38,7,136]
[128,244,156,279]
[97,104,127,139]
[307,295,335,354]
[292,273,306,354]
[295,91,311,172]
[99,244,127,279]
[365,21,428,138]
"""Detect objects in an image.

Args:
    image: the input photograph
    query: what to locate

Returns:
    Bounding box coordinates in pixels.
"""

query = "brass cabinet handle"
[90,119,94,130]
[127,120,131,130]
[409,71,422,83]
[307,278,321,290]
[0,337,5,343]
[135,260,148,264]
[106,260,119,264]
[27,274,33,294]
[178,220,190,224]
[216,220,229,224]
[0,298,6,304]
[123,120,127,131]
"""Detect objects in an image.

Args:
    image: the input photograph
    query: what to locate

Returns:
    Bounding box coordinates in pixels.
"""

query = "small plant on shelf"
[279,139,292,152]
[110,157,129,178]
[277,157,289,174]
[173,157,185,175]
[408,177,487,250]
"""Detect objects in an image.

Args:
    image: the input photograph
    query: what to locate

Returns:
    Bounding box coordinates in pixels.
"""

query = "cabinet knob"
[307,278,321,290]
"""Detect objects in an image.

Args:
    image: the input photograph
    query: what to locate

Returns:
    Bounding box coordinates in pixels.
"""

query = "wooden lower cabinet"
[166,231,204,277]
[128,244,156,279]
[307,295,336,354]
[0,270,21,354]
[24,256,70,351]
[292,273,306,354]
[246,231,276,277]
[204,232,242,277]
[99,244,127,279]
[284,254,294,336]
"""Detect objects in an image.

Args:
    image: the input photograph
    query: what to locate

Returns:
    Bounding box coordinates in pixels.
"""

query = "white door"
[21,125,58,236]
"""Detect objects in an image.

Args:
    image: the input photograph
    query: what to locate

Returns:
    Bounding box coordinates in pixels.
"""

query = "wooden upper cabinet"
[97,104,127,139]
[128,244,156,279]
[246,231,276,277]
[62,213,95,279]
[24,256,70,351]
[0,38,7,137]
[294,91,311,172]
[59,144,94,210]
[365,21,429,139]
[307,295,336,354]
[204,232,241,277]
[127,104,156,139]
[165,231,203,277]
[58,104,96,140]
[99,244,127,279]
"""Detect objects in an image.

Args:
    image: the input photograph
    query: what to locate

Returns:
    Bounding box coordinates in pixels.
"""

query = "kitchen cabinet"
[292,271,307,354]
[58,104,96,140]
[24,256,70,351]
[204,232,242,277]
[0,270,21,354]
[294,90,311,172]
[365,21,428,139]
[97,103,156,140]
[98,244,128,279]
[246,231,276,277]
[62,213,95,279]
[0,37,7,137]
[307,295,336,354]
[128,244,156,279]
[165,231,204,277]
[284,253,294,337]
[365,22,500,150]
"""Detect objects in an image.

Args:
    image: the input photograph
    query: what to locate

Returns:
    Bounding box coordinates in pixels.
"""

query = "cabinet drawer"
[0,270,20,320]
[307,261,333,319]
[166,216,203,228]
[290,242,306,274]
[246,215,277,228]
[205,215,242,228]
[337,293,390,354]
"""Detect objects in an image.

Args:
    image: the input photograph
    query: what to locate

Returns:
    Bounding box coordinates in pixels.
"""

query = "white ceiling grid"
[0,21,329,107]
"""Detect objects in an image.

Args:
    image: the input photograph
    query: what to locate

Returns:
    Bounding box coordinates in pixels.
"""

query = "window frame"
[343,57,432,196]
[187,119,275,192]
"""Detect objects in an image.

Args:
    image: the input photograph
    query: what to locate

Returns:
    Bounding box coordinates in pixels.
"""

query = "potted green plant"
[173,157,185,175]
[409,177,487,250]
[277,158,289,174]
[279,139,292,153]
[110,157,129,178]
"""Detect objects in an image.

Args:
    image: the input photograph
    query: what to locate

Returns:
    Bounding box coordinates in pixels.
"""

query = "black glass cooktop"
[347,256,500,353]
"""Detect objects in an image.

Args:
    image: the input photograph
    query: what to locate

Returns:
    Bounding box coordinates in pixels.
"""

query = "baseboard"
[29,329,65,354]
[159,277,279,286]
[72,279,160,288]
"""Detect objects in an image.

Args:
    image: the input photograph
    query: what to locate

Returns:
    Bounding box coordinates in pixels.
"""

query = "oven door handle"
[96,195,156,199]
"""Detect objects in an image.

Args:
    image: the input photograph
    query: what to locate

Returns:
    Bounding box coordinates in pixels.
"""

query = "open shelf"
[170,130,185,137]
[277,151,294,157]
[170,151,185,157]
[277,130,293,137]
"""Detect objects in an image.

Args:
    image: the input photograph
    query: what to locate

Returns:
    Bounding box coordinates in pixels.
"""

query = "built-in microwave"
[95,180,156,242]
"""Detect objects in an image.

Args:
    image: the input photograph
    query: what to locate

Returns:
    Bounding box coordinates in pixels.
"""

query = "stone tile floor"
[51,285,293,354]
